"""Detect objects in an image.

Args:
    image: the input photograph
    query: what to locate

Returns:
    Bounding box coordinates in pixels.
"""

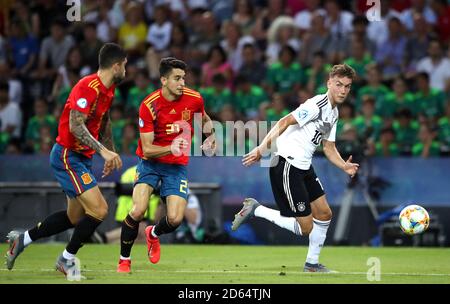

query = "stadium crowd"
[0,0,449,158]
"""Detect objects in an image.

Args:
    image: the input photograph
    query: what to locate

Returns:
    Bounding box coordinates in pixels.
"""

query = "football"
[399,205,430,235]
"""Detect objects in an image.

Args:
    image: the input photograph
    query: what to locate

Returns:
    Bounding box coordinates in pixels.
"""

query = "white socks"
[306,218,331,264]
[254,205,302,236]
[62,249,76,260]
[23,231,33,247]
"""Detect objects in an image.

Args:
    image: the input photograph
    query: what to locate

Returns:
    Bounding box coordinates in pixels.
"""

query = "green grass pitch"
[1,244,449,284]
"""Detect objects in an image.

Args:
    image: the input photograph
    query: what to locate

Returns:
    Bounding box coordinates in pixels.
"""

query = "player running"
[5,43,127,277]
[232,64,359,273]
[117,57,215,273]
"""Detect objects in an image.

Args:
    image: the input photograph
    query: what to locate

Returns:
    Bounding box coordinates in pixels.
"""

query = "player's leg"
[58,186,108,264]
[232,156,312,236]
[118,183,153,265]
[4,197,78,271]
[303,168,334,272]
[145,163,188,264]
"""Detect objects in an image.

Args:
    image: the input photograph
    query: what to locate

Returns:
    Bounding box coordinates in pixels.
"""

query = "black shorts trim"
[269,156,325,217]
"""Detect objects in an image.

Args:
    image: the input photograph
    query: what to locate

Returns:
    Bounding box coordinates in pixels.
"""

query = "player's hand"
[201,134,216,156]
[242,147,262,167]
[100,149,122,178]
[343,155,359,178]
[171,137,189,156]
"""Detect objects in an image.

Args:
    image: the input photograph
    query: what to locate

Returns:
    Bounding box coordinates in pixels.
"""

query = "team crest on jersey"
[182,109,191,121]
[297,202,306,212]
[76,98,88,109]
[139,118,144,128]
[81,173,93,185]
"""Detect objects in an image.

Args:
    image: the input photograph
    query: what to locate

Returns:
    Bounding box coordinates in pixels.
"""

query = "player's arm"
[140,132,187,158]
[322,139,359,178]
[243,113,298,166]
[98,110,115,152]
[69,110,122,176]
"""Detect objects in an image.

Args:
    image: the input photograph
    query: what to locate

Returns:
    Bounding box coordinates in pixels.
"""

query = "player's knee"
[91,205,108,220]
[130,207,146,221]
[167,214,183,228]
[316,208,332,221]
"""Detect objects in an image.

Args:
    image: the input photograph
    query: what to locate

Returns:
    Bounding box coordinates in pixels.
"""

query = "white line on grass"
[1,268,450,277]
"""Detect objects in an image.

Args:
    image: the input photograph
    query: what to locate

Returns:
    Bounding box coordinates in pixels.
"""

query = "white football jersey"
[276,93,338,170]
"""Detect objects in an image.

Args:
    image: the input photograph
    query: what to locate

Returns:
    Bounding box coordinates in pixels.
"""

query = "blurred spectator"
[381,76,416,119]
[80,22,103,71]
[51,46,91,105]
[400,0,437,31]
[8,19,38,78]
[33,19,74,97]
[414,72,446,122]
[412,122,440,157]
[146,5,172,53]
[405,13,436,70]
[118,2,148,60]
[393,108,419,155]
[220,21,255,73]
[25,98,57,152]
[344,39,374,89]
[233,74,268,119]
[299,12,333,66]
[415,40,450,91]
[30,0,67,39]
[431,0,450,44]
[350,15,376,57]
[10,0,39,39]
[305,51,332,94]
[232,0,256,36]
[324,0,354,38]
[294,0,325,35]
[238,43,266,85]
[266,93,289,122]
[36,124,54,154]
[367,1,402,48]
[437,102,450,154]
[0,62,23,104]
[118,122,138,155]
[201,45,233,88]
[356,65,390,114]
[127,69,155,112]
[335,123,365,160]
[336,102,355,138]
[200,73,233,116]
[189,11,221,64]
[352,95,383,142]
[252,0,286,48]
[110,104,127,150]
[265,16,300,65]
[372,127,400,157]
[375,17,407,80]
[0,81,22,138]
[265,45,303,105]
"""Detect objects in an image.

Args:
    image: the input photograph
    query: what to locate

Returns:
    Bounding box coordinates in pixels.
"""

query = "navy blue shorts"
[135,158,188,200]
[50,143,97,198]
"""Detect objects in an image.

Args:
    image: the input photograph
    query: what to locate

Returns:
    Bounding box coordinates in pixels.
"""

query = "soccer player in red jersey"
[5,43,127,278]
[117,58,216,273]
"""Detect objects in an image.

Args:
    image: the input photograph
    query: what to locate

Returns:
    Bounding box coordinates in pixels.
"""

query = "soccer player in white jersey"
[231,64,359,272]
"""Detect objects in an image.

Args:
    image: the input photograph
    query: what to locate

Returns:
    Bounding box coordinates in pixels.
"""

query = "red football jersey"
[136,87,205,165]
[56,73,115,158]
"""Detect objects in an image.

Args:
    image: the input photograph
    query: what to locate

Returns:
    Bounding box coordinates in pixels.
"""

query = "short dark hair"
[329,64,356,80]
[159,57,187,77]
[98,43,127,69]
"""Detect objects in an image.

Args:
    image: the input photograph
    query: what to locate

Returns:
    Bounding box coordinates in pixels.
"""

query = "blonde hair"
[329,64,356,80]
